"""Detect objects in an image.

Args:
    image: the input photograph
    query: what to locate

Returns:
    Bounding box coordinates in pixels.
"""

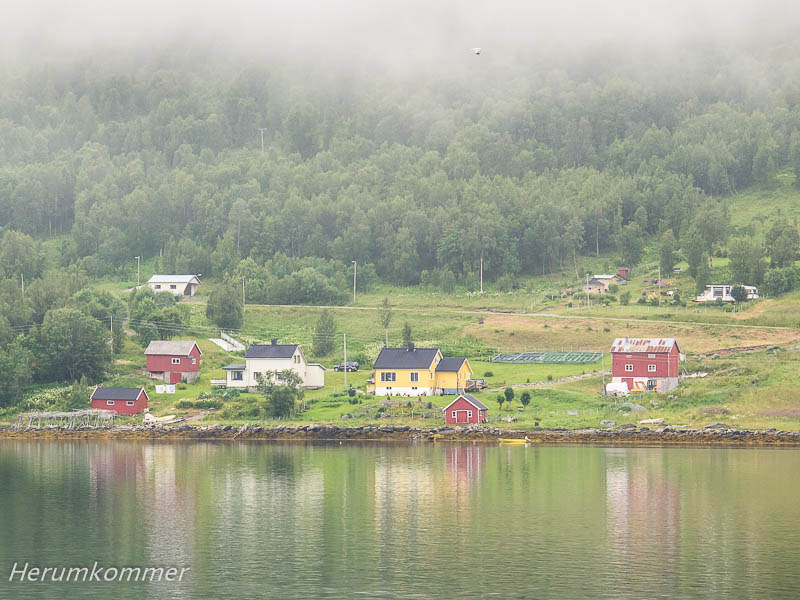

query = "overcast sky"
[2,0,798,70]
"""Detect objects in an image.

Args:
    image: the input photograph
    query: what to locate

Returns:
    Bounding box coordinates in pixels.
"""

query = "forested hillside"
[3,39,800,407]
[2,43,800,294]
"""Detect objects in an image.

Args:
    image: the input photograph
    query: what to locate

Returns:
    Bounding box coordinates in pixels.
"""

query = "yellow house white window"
[410,372,419,382]
[381,372,396,382]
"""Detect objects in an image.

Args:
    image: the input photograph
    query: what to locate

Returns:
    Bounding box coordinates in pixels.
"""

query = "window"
[452,411,456,418]
[170,284,177,290]
[254,372,260,382]
[294,354,300,364]
[625,364,633,372]
[410,372,419,382]
[231,371,243,381]
[172,357,181,365]
[126,401,134,406]
[154,284,161,290]
[430,371,433,380]
[468,411,473,419]
[648,364,657,372]
[192,358,196,365]
[107,400,115,406]
[380,372,396,382]
[648,354,656,358]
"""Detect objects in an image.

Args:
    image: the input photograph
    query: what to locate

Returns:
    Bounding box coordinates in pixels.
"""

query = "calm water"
[1,441,799,599]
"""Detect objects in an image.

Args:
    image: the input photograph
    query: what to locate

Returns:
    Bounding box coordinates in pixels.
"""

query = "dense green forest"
[2,40,800,405]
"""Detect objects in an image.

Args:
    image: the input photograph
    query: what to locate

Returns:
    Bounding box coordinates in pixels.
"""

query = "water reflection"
[1,442,800,599]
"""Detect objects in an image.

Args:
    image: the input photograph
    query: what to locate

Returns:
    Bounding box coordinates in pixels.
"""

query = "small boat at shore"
[498,437,530,444]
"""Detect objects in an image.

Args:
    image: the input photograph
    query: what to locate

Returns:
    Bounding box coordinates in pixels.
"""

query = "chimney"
[271,338,277,345]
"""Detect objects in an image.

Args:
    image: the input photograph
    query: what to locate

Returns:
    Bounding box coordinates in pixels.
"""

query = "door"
[456,410,468,424]
[169,372,182,384]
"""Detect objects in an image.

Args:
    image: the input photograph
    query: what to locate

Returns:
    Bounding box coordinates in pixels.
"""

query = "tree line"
[2,46,800,290]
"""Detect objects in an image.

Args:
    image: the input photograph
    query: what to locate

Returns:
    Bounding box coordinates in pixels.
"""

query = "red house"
[144,340,202,384]
[91,387,149,415]
[610,337,683,393]
[443,394,488,425]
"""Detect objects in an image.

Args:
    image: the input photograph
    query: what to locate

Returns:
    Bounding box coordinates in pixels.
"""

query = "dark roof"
[373,347,440,369]
[222,363,246,370]
[245,343,299,359]
[443,394,489,411]
[91,387,144,401]
[436,357,466,372]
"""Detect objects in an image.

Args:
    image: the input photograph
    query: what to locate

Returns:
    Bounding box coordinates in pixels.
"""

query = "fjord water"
[1,442,799,599]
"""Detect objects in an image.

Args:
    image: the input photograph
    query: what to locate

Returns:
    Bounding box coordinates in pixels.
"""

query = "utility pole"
[343,333,348,390]
[135,256,141,287]
[602,352,607,398]
[20,273,24,299]
[258,128,268,153]
[480,256,484,293]
[586,273,590,311]
[242,278,246,308]
[352,260,357,304]
[658,267,661,307]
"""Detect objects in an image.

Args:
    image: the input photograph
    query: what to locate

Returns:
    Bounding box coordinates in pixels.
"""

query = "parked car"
[334,361,360,372]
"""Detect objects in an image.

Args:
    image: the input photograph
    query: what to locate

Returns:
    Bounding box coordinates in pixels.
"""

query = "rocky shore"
[1,423,800,445]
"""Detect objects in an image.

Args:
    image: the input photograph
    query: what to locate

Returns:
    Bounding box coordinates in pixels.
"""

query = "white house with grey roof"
[221,340,325,391]
[147,275,201,297]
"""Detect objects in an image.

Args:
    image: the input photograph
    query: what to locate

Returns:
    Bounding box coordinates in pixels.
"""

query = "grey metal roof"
[222,363,246,370]
[443,394,488,411]
[147,275,200,284]
[436,357,466,372]
[91,387,145,401]
[144,340,201,356]
[245,343,299,359]
[373,347,440,369]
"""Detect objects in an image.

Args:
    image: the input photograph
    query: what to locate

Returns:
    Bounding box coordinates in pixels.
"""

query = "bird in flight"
[472,48,481,55]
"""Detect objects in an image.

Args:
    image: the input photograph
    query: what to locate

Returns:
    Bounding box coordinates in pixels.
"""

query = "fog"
[3,0,800,72]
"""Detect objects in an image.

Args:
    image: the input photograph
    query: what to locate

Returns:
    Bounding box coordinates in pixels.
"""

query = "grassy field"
[11,181,800,431]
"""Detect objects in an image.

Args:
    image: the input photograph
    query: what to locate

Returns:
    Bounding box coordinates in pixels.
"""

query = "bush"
[620,291,631,305]
[546,374,553,381]
[636,296,647,304]
[483,371,493,377]
[607,284,619,294]
[176,400,194,409]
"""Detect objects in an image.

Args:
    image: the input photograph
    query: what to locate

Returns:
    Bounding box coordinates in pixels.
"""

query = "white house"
[583,274,624,295]
[221,340,325,390]
[148,275,201,297]
[695,284,759,303]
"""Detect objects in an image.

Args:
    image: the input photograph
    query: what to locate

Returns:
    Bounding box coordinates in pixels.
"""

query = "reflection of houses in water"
[445,445,486,491]
[605,450,680,579]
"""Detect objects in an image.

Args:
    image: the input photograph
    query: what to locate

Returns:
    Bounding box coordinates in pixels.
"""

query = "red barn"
[91,387,149,415]
[144,341,202,384]
[443,394,488,425]
[610,337,683,393]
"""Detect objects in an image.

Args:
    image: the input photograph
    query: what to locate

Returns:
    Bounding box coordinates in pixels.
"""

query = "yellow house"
[373,347,471,396]
[434,357,473,395]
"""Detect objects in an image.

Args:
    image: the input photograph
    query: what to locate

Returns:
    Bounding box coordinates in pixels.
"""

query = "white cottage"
[147,275,201,297]
[695,284,759,303]
[222,340,325,390]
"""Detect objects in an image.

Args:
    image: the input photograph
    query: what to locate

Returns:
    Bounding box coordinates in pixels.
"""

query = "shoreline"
[2,424,800,446]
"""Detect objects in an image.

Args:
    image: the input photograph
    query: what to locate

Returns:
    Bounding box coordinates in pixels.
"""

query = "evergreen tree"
[312,309,336,356]
[206,285,243,330]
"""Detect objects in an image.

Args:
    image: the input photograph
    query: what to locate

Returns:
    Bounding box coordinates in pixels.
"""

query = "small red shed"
[444,394,488,425]
[91,387,149,415]
[144,340,202,384]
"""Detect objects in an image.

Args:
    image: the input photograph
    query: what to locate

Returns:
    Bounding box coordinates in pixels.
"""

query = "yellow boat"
[498,437,530,444]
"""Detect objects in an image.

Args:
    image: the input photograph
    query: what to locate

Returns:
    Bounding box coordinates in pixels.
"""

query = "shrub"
[484,371,493,377]
[427,401,433,409]
[546,374,553,381]
[176,400,194,409]
[636,296,647,304]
